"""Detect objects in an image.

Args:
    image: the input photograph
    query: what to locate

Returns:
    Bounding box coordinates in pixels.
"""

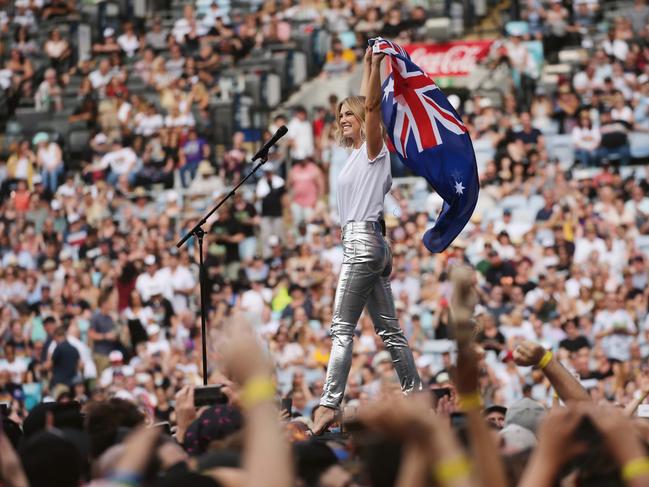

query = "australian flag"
[371,37,479,253]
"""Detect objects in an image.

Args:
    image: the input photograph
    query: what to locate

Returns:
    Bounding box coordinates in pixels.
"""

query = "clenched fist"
[513,341,547,367]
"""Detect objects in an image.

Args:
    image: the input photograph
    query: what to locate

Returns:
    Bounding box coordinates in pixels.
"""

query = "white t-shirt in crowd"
[101,147,137,175]
[154,265,195,313]
[117,33,140,57]
[135,271,163,302]
[574,236,607,263]
[593,309,636,361]
[286,117,315,160]
[37,142,62,171]
[135,113,164,137]
[89,69,113,89]
[164,112,195,128]
[0,357,28,383]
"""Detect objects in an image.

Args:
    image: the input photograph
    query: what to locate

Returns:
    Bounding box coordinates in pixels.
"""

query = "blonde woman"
[312,48,421,434]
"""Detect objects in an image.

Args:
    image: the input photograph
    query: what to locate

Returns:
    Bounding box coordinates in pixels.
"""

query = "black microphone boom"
[175,124,290,386]
[252,125,288,161]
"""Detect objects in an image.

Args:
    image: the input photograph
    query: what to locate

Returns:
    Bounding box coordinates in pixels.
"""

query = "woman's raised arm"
[365,52,385,161]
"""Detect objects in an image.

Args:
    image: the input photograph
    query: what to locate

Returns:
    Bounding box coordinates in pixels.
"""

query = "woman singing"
[312,48,421,434]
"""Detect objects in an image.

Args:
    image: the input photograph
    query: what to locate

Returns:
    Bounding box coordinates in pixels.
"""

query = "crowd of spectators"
[1,0,649,486]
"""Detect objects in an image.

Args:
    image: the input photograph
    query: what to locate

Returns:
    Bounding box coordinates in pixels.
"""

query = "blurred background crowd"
[1,0,649,485]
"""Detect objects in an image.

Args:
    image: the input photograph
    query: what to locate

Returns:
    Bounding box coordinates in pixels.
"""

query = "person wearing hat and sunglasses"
[188,159,224,197]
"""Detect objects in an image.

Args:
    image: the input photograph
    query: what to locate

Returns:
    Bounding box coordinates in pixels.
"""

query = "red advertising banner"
[404,40,494,78]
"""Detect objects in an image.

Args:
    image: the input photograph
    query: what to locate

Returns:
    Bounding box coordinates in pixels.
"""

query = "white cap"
[68,213,80,224]
[93,133,108,145]
[51,200,62,211]
[144,254,156,266]
[109,350,124,362]
[499,424,537,454]
[268,235,280,246]
[113,390,135,402]
[372,350,392,369]
[103,27,115,38]
[147,324,161,336]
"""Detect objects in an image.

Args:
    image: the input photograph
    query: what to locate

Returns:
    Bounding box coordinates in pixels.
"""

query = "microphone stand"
[176,150,271,386]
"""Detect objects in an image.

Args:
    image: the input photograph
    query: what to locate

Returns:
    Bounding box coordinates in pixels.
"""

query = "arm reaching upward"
[365,52,385,161]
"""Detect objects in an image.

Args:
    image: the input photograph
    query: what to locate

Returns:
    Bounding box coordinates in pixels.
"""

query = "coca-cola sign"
[404,41,494,78]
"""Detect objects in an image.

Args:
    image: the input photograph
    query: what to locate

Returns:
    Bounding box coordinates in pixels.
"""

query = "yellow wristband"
[458,392,482,411]
[241,377,276,409]
[537,350,553,369]
[434,456,472,484]
[622,457,649,481]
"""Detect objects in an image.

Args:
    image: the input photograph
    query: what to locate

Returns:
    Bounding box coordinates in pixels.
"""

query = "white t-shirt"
[101,147,137,175]
[240,289,266,316]
[135,113,164,136]
[146,339,170,356]
[136,272,159,302]
[337,142,391,226]
[154,266,195,312]
[89,69,113,89]
[0,357,28,383]
[593,309,636,361]
[117,102,132,124]
[574,236,606,263]
[37,142,62,171]
[572,126,600,151]
[117,33,140,57]
[164,112,195,128]
[286,118,314,160]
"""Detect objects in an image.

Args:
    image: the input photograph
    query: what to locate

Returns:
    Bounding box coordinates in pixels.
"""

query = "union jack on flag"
[370,37,479,253]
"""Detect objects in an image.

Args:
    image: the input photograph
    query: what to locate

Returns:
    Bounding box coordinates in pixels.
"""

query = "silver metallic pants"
[320,221,422,408]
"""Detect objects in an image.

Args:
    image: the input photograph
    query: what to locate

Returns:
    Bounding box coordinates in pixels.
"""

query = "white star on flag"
[383,77,394,103]
[454,180,465,195]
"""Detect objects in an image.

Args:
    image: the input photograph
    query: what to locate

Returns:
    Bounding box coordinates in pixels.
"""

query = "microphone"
[252,125,288,161]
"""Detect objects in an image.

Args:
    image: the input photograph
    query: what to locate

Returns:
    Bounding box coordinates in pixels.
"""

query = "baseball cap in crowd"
[109,350,124,363]
[504,398,545,434]
[103,27,115,38]
[371,351,392,369]
[144,254,156,266]
[93,133,108,145]
[483,404,507,416]
[32,132,49,146]
[32,174,43,185]
[268,235,280,247]
[434,371,451,385]
[147,324,161,336]
[499,424,537,454]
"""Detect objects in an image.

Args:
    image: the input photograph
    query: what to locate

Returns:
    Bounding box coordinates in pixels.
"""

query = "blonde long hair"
[335,96,366,148]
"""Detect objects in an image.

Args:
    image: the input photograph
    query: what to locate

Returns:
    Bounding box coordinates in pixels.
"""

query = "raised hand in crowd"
[514,340,590,402]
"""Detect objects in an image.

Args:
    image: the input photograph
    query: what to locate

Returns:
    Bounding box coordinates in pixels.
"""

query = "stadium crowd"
[2,0,649,486]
